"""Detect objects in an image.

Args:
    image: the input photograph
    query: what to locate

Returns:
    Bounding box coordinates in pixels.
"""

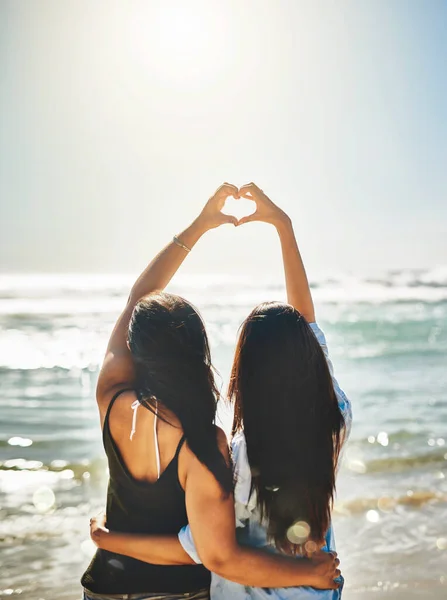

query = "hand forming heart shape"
[198,182,287,231]
[221,197,257,221]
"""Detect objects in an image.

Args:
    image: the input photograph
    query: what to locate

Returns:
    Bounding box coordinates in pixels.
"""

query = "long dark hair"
[128,291,232,494]
[230,302,345,546]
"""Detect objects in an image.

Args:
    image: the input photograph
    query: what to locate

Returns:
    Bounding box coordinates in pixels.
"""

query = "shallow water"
[1,270,446,599]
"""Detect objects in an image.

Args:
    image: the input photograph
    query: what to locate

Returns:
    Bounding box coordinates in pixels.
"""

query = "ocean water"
[0,270,446,599]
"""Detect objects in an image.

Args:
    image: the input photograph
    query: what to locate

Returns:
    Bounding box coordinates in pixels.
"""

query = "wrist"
[176,218,208,252]
[303,559,318,587]
[191,214,211,236]
[274,213,292,234]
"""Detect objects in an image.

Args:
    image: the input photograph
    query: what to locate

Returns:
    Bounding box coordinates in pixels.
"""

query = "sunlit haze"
[1,0,446,277]
[2,4,447,597]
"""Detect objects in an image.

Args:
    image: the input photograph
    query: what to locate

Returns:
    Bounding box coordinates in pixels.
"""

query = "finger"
[219,214,238,226]
[335,558,340,567]
[238,183,255,196]
[335,569,341,578]
[217,183,239,197]
[239,182,265,196]
[238,212,258,226]
[251,182,265,194]
[240,192,254,200]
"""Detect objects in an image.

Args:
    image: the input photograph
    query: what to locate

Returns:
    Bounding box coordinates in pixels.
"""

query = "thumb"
[238,212,258,226]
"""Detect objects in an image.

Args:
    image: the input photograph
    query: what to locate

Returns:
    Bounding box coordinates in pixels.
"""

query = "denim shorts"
[83,589,210,600]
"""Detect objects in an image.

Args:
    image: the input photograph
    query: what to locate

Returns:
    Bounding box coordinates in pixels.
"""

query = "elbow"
[200,547,236,575]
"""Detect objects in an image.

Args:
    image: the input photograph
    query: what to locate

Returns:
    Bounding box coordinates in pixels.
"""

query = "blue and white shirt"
[179,323,352,600]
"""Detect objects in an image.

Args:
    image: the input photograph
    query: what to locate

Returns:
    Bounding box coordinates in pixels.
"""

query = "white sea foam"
[0,269,447,317]
[0,269,446,370]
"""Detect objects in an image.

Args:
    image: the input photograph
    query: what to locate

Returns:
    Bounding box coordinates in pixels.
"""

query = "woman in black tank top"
[82,185,239,599]
[82,185,340,599]
[82,389,211,597]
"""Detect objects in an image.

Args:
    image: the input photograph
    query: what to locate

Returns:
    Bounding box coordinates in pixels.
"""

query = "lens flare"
[377,432,389,447]
[436,537,447,550]
[286,521,310,544]
[33,486,56,512]
[108,558,125,570]
[304,540,318,554]
[366,509,380,523]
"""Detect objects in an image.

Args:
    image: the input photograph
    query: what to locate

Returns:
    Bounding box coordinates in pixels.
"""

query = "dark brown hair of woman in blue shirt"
[230,301,345,548]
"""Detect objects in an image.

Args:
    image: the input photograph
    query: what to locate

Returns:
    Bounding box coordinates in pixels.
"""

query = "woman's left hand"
[90,512,109,547]
[237,182,289,228]
[196,183,240,231]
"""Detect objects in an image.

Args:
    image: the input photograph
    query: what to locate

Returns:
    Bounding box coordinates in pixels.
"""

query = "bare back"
[106,391,186,484]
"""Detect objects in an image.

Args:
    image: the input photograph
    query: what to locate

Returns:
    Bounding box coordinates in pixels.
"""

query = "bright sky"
[1,0,446,277]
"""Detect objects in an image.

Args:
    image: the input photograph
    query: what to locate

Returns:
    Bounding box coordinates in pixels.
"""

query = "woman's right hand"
[90,512,108,548]
[237,183,290,228]
[309,551,341,590]
[196,183,240,231]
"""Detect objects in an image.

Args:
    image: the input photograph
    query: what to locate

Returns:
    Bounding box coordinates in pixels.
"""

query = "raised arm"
[238,183,315,322]
[96,184,239,419]
[238,184,352,435]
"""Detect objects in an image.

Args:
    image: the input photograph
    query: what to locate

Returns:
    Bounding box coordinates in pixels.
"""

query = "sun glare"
[156,4,210,56]
[129,0,233,88]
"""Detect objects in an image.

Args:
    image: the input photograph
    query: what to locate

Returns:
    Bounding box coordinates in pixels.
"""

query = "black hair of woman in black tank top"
[128,291,232,495]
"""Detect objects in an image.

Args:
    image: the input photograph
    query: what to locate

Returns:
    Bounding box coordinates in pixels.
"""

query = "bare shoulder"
[178,426,230,491]
[182,426,229,460]
[107,389,140,435]
[96,350,136,413]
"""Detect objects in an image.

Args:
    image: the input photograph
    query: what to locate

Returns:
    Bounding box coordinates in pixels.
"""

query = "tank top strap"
[104,388,135,427]
[173,435,187,461]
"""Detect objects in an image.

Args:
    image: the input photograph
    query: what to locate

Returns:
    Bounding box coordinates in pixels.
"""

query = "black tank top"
[81,389,210,594]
